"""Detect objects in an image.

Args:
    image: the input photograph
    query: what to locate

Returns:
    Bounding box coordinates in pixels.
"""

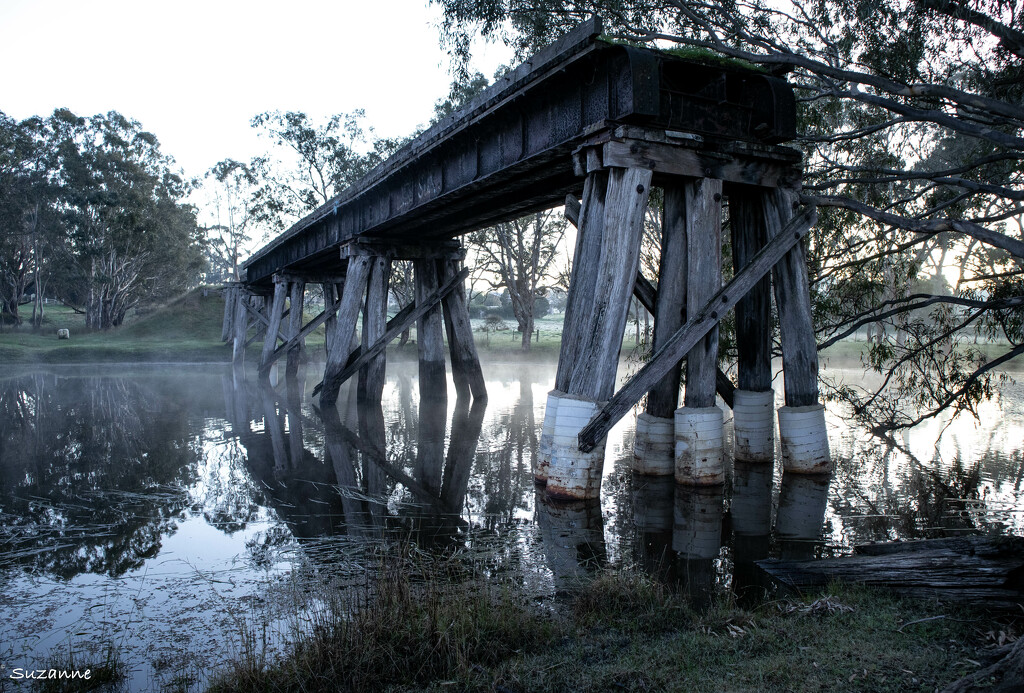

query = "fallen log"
[758,536,1024,610]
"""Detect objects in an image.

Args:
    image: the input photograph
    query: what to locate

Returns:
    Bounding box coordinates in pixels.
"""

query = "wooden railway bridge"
[223,16,831,500]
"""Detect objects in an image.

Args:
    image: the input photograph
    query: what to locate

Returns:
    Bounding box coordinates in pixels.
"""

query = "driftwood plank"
[758,536,1024,609]
[577,205,817,452]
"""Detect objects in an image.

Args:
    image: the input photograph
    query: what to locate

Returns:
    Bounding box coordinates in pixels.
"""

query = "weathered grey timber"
[265,306,334,366]
[729,186,774,392]
[440,259,487,402]
[577,205,818,451]
[568,167,652,401]
[680,178,722,409]
[646,189,688,418]
[555,171,607,394]
[258,279,288,378]
[286,280,305,378]
[569,193,733,413]
[320,257,371,406]
[766,188,820,407]
[321,281,341,356]
[359,256,390,403]
[240,17,797,289]
[632,267,736,408]
[232,291,249,366]
[221,286,236,342]
[233,16,824,492]
[415,258,447,402]
[309,268,470,398]
[758,536,1024,610]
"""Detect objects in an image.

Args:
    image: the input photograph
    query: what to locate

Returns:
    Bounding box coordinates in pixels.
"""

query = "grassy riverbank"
[3,290,1021,371]
[207,559,1019,693]
[0,290,231,364]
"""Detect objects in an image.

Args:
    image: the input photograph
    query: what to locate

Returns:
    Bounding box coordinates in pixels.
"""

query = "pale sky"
[0,0,511,184]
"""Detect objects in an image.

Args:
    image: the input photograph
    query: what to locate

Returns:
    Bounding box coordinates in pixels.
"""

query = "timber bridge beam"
[224,15,831,501]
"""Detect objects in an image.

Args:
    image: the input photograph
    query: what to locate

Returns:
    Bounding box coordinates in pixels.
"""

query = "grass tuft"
[208,546,560,693]
[573,567,691,632]
[37,644,124,693]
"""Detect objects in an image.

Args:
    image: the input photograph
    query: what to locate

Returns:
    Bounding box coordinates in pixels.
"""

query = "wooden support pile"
[316,241,486,409]
[538,125,829,500]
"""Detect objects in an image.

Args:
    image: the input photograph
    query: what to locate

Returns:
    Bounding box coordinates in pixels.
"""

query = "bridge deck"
[242,17,800,286]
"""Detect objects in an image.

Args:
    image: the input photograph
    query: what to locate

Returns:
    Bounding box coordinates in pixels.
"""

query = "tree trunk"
[521,314,533,350]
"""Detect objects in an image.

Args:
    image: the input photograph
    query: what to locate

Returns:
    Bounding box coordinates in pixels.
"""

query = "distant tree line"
[0,109,205,329]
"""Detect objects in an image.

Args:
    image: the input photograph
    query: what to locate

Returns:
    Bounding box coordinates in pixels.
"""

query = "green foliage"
[0,109,205,330]
[432,70,491,123]
[240,110,407,234]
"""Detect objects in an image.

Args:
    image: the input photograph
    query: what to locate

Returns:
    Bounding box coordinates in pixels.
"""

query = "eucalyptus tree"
[204,159,260,282]
[0,112,52,327]
[244,110,402,233]
[431,0,1024,432]
[468,209,566,350]
[47,110,205,329]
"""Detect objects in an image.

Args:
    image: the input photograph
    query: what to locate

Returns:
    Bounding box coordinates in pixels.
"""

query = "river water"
[1,357,1022,689]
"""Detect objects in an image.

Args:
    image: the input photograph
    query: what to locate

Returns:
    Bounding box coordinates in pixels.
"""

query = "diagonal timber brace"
[577,204,817,452]
[566,193,736,408]
[259,307,334,376]
[311,267,470,397]
[243,299,290,336]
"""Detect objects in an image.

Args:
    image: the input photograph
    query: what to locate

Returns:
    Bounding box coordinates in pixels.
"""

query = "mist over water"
[1,358,1021,689]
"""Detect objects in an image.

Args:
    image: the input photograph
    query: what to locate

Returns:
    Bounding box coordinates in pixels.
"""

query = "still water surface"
[1,358,1022,689]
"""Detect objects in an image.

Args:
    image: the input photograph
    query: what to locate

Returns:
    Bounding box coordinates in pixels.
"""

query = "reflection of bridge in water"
[222,374,488,551]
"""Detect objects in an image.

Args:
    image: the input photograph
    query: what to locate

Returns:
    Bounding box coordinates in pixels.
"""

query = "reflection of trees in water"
[473,378,537,530]
[831,436,1017,543]
[0,373,208,578]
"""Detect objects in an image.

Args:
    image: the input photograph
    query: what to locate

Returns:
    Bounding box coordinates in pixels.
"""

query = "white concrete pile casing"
[674,406,725,485]
[777,403,832,473]
[732,389,775,463]
[535,389,563,483]
[546,395,607,499]
[632,412,675,475]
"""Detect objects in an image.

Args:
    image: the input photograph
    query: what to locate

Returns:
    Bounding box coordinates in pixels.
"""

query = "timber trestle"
[224,14,831,503]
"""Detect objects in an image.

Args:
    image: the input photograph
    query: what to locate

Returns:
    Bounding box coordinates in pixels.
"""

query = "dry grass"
[208,546,559,693]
